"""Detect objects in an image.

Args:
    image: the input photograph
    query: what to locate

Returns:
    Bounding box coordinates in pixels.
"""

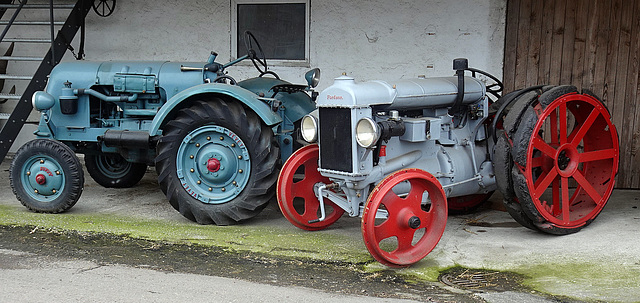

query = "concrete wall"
[80,0,507,89]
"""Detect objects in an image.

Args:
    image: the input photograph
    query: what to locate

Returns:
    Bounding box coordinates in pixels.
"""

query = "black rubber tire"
[502,90,540,137]
[511,86,578,167]
[493,132,537,230]
[155,99,279,225]
[85,153,147,188]
[9,139,84,213]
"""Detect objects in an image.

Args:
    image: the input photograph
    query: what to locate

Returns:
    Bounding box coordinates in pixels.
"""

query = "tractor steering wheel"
[244,31,269,75]
[467,67,503,102]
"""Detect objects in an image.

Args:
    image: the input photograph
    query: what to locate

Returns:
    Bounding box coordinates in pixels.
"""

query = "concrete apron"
[0,160,638,302]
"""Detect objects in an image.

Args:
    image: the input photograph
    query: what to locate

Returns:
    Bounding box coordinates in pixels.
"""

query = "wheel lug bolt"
[52,189,56,194]
[190,155,194,159]
[197,180,201,184]
[206,136,211,140]
[238,155,242,159]
[55,171,60,175]
[190,168,195,173]
[208,187,212,191]
[40,159,44,164]
[221,188,226,192]
[232,181,237,185]
[34,189,39,193]
[195,143,200,147]
[231,143,236,147]
[238,169,243,173]
[220,136,224,141]
[26,171,31,176]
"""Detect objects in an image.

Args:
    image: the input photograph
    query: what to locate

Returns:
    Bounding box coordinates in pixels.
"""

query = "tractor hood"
[47,61,206,100]
[318,75,486,109]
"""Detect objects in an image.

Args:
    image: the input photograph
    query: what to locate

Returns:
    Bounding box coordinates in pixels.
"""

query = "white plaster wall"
[79,0,507,90]
[1,0,506,152]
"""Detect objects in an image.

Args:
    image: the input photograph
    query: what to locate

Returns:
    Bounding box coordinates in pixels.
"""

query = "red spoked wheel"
[277,144,345,231]
[447,192,494,215]
[362,169,447,267]
[513,92,619,234]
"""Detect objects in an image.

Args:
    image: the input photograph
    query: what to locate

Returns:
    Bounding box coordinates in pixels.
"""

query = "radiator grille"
[319,108,352,173]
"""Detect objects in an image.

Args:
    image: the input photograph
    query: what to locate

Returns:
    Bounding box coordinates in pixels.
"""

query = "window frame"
[230,0,310,67]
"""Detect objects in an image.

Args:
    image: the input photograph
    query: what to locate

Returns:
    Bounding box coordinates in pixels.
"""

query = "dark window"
[236,3,306,60]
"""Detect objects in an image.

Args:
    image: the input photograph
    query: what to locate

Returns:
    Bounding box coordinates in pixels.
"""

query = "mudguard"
[149,83,282,136]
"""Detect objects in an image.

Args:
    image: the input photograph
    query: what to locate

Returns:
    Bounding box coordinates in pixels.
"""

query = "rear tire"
[155,99,279,225]
[502,86,619,234]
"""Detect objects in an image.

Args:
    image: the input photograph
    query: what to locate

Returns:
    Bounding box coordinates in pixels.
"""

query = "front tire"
[155,99,279,225]
[9,139,84,213]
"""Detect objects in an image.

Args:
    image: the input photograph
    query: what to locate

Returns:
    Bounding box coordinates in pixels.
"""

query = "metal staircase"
[0,0,95,163]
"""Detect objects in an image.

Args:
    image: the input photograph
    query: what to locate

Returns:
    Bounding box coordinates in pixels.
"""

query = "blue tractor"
[10,32,320,225]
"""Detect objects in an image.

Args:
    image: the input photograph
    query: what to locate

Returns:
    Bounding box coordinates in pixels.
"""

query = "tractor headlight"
[356,118,379,148]
[300,115,318,143]
[32,91,56,111]
[305,68,321,88]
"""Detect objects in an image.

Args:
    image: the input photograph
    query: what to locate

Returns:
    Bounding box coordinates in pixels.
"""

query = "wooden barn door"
[503,0,640,188]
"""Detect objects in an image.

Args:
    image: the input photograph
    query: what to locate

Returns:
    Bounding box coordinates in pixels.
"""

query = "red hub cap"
[35,174,46,185]
[207,158,221,172]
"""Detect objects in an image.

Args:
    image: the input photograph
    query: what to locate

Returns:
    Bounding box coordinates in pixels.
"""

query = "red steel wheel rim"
[277,144,345,231]
[524,93,619,228]
[362,169,447,267]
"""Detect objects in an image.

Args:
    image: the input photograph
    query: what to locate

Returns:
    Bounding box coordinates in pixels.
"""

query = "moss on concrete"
[516,262,640,303]
[0,205,371,263]
[3,203,637,303]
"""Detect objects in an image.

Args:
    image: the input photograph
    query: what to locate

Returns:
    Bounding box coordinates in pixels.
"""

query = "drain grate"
[439,270,494,289]
[439,268,526,292]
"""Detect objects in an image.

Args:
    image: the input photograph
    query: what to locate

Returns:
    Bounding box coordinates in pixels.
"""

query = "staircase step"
[2,38,52,43]
[0,56,44,61]
[0,74,32,80]
[0,94,21,100]
[0,21,65,26]
[0,4,75,9]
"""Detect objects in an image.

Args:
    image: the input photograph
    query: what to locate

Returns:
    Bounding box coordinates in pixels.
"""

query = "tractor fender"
[149,83,282,136]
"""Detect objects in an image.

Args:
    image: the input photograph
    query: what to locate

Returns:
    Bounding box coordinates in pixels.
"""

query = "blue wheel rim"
[20,155,65,202]
[176,125,251,204]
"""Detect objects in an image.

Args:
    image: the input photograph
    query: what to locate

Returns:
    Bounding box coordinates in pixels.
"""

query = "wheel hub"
[22,157,64,198]
[557,150,570,170]
[35,174,47,185]
[176,125,251,204]
[408,216,421,229]
[555,144,579,177]
[207,158,221,172]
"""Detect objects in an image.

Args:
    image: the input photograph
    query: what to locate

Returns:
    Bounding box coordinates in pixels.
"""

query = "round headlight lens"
[300,115,318,143]
[32,91,56,111]
[356,118,379,148]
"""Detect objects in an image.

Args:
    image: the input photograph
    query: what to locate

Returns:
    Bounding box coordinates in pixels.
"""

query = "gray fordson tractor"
[277,58,619,266]
[10,32,320,225]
